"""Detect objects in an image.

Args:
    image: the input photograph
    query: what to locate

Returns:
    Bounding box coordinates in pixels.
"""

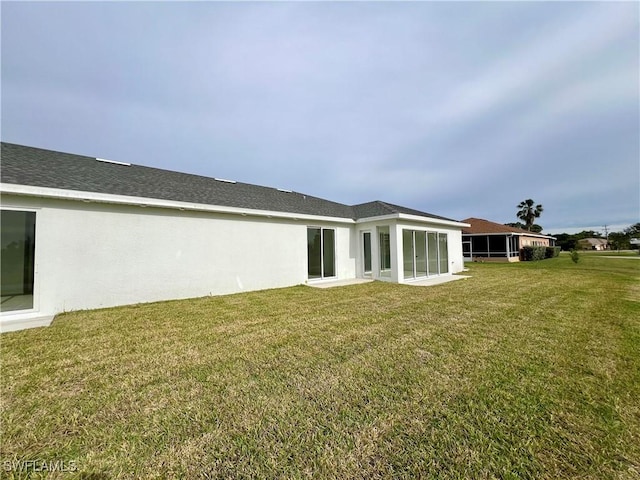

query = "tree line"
[554,223,640,251]
[506,199,638,251]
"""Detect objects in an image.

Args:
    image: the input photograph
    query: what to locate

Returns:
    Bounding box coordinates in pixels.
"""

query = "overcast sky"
[2,1,638,234]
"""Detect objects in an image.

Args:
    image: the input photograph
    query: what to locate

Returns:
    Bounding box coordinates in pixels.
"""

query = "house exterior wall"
[462,233,552,263]
[355,219,465,283]
[0,194,356,331]
[395,221,465,281]
[519,236,551,247]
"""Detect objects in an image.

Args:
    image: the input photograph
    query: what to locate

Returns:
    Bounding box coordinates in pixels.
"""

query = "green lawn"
[2,256,639,479]
[571,250,640,257]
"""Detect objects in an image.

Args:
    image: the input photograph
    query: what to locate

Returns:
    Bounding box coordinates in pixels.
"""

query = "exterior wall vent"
[96,158,131,166]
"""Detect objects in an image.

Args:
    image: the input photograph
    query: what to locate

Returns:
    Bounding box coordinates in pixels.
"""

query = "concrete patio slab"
[404,275,471,287]
[308,275,471,289]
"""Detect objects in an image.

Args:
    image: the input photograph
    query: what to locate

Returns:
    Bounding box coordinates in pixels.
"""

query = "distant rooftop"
[462,217,555,238]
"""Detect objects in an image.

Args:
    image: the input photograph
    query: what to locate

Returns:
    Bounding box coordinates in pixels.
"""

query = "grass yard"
[573,250,640,257]
[1,256,639,479]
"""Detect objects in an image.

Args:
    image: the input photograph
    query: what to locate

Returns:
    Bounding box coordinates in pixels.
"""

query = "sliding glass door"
[378,226,391,277]
[307,227,335,279]
[415,231,427,277]
[427,232,438,276]
[1,210,36,312]
[403,230,414,278]
[439,233,449,274]
[405,229,448,279]
[362,232,372,275]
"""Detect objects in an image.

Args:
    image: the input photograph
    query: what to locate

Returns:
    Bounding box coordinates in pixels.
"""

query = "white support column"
[390,222,402,283]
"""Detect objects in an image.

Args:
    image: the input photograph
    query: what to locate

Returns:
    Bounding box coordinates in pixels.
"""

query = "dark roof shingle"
[1,143,354,218]
[1,142,459,223]
[353,200,457,222]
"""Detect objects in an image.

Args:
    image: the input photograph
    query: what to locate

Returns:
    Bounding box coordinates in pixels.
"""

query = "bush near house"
[520,246,560,261]
[521,245,548,261]
[546,246,561,258]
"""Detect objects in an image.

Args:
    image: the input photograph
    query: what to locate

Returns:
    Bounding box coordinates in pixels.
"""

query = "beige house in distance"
[577,238,609,251]
[461,217,556,262]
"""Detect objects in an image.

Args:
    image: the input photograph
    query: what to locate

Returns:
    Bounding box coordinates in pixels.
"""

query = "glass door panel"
[378,227,391,277]
[307,228,322,279]
[1,210,36,312]
[363,232,372,274]
[439,233,449,274]
[427,232,438,275]
[415,231,427,277]
[322,229,335,277]
[403,230,414,279]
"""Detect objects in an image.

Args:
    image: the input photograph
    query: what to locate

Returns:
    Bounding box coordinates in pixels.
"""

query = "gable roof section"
[1,142,462,224]
[353,200,457,223]
[462,217,555,238]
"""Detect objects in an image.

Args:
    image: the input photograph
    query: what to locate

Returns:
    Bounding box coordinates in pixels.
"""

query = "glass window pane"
[427,232,438,275]
[415,231,427,277]
[307,228,321,279]
[379,227,391,276]
[439,233,449,274]
[322,229,335,277]
[403,230,414,279]
[363,232,372,273]
[1,210,36,311]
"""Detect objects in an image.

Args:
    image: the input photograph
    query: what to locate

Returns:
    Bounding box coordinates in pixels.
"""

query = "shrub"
[521,246,547,261]
[570,250,580,263]
[545,246,561,258]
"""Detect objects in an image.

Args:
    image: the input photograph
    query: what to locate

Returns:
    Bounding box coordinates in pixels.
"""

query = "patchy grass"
[1,256,639,479]
[569,250,640,257]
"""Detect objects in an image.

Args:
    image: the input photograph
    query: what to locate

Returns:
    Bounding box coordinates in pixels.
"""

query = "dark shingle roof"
[1,142,459,223]
[353,201,458,223]
[1,142,354,218]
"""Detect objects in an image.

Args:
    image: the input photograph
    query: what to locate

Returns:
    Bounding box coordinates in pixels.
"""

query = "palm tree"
[516,199,543,231]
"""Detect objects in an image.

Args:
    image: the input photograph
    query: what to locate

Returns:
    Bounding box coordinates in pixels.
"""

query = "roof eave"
[0,183,356,224]
[355,212,468,228]
[462,231,557,240]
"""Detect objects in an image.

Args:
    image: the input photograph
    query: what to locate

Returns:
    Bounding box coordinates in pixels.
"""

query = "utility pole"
[603,225,609,249]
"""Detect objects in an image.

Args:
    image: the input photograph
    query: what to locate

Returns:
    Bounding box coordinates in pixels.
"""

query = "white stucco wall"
[1,194,356,330]
[1,192,467,332]
[394,220,465,279]
[355,219,465,283]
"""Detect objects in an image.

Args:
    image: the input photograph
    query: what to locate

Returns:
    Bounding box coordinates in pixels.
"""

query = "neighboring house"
[0,143,468,332]
[461,217,556,262]
[577,238,609,251]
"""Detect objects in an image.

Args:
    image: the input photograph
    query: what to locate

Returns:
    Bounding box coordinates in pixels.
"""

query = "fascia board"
[355,213,469,228]
[397,213,469,228]
[463,232,557,240]
[0,183,355,224]
[354,214,399,224]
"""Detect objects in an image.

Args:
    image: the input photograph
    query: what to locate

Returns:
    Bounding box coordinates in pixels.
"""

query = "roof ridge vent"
[214,177,236,184]
[96,157,131,166]
[277,188,292,193]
